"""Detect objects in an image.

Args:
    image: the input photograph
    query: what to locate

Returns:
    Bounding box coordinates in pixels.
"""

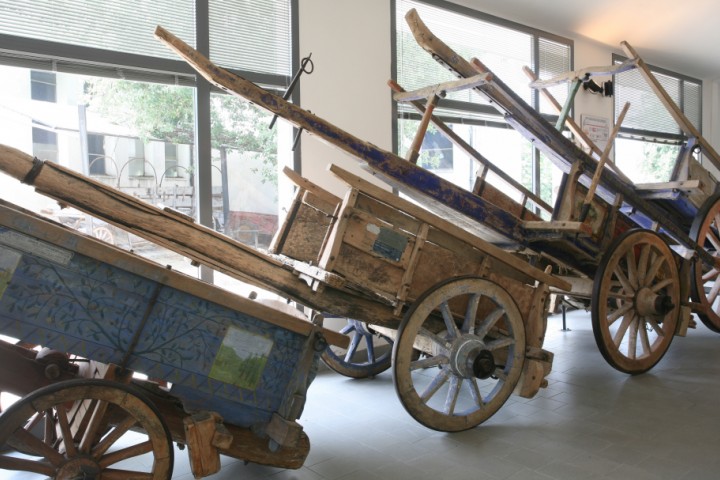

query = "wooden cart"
[0,198,352,478]
[0,143,568,440]
[151,17,720,378]
[399,9,720,375]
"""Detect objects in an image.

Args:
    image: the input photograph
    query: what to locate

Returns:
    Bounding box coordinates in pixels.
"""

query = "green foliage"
[639,142,678,182]
[209,344,268,390]
[85,79,278,185]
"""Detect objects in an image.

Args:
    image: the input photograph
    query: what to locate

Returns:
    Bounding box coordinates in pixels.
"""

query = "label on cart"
[209,326,273,390]
[0,231,73,266]
[0,249,22,301]
[372,227,408,262]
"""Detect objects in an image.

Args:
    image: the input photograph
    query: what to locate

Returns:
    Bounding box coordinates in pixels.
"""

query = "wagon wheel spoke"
[593,230,679,374]
[0,456,55,476]
[443,376,462,415]
[8,427,65,466]
[343,332,363,363]
[56,403,78,457]
[393,277,525,432]
[440,301,460,339]
[702,268,720,282]
[474,307,504,340]
[461,294,481,333]
[645,316,664,337]
[410,355,448,370]
[636,244,651,287]
[420,367,451,402]
[466,378,483,407]
[643,253,666,287]
[93,415,138,458]
[43,409,55,447]
[484,335,514,351]
[639,320,652,356]
[607,301,634,326]
[321,319,393,379]
[612,312,635,348]
[0,379,173,480]
[691,195,720,332]
[625,248,639,289]
[79,398,110,453]
[365,338,377,364]
[613,265,635,294]
[419,327,452,351]
[99,440,154,468]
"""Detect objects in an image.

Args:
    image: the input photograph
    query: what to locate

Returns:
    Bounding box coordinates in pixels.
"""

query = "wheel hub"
[635,287,674,317]
[57,457,100,480]
[449,335,495,379]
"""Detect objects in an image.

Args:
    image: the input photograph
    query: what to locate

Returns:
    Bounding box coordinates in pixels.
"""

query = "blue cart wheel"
[392,277,525,432]
[320,318,393,378]
[0,378,173,480]
[592,229,679,374]
[690,192,720,332]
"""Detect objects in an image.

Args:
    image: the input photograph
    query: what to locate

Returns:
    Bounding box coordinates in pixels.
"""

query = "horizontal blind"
[209,0,292,77]
[538,38,571,115]
[397,0,533,105]
[0,1,195,60]
[614,56,702,136]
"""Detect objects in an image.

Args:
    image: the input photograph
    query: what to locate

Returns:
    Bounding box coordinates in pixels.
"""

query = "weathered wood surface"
[0,145,404,329]
[153,25,527,247]
[327,164,570,291]
[404,9,713,266]
[0,197,348,349]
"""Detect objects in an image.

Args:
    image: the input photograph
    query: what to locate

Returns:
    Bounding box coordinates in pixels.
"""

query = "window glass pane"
[0,65,197,273]
[210,0,292,76]
[210,93,282,246]
[538,38,571,115]
[0,0,195,60]
[397,0,533,105]
[615,138,680,183]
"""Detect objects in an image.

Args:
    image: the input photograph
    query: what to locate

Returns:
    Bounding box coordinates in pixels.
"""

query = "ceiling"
[462,0,720,80]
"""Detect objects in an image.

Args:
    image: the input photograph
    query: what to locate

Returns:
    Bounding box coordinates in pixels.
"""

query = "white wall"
[297,0,720,193]
[298,0,392,198]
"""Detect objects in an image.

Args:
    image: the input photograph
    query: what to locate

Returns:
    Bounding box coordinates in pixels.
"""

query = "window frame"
[391,0,573,199]
[612,53,703,144]
[0,0,300,282]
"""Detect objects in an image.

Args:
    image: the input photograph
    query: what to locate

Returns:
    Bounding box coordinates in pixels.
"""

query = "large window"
[0,1,298,290]
[613,54,702,183]
[394,0,572,206]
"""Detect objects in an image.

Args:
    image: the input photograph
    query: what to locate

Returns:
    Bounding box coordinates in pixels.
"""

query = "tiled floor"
[167,309,720,480]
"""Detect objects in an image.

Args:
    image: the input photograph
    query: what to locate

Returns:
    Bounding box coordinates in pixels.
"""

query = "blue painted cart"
[0,199,349,479]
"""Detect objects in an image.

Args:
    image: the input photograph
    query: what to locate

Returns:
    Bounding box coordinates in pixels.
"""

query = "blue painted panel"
[0,226,313,427]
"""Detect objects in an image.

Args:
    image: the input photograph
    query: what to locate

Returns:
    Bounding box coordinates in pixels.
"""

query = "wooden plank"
[281,166,341,206]
[634,179,701,192]
[0,147,400,332]
[327,163,571,291]
[404,10,711,264]
[389,79,553,215]
[621,40,720,172]
[153,25,527,247]
[392,73,491,102]
[0,199,351,350]
[529,59,638,89]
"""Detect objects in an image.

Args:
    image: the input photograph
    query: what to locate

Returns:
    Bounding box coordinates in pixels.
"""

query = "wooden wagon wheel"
[392,277,525,432]
[0,379,173,480]
[92,226,115,245]
[690,192,720,332]
[592,229,680,374]
[321,318,393,378]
